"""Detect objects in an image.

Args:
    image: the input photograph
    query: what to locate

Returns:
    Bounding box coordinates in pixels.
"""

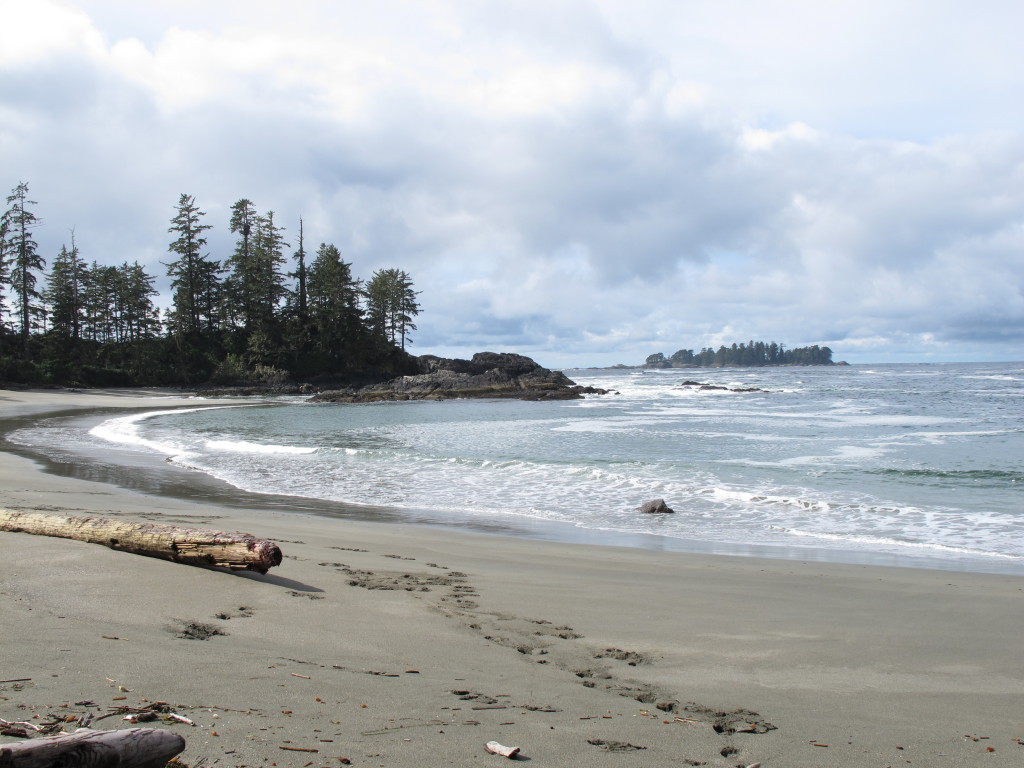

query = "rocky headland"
[310,352,610,403]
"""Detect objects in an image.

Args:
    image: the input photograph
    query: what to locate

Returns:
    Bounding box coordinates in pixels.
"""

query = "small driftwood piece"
[0,727,185,768]
[485,741,520,758]
[0,511,282,574]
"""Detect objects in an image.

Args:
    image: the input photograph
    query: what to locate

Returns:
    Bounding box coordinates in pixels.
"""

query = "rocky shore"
[310,352,610,403]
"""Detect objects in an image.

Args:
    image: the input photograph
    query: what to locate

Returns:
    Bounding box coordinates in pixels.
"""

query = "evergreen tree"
[250,210,288,331]
[82,263,117,342]
[195,257,226,337]
[0,215,8,330]
[115,262,161,343]
[281,218,313,371]
[307,242,364,368]
[165,193,216,339]
[225,201,288,357]
[45,235,87,343]
[1,185,432,386]
[2,182,45,355]
[225,198,258,332]
[292,218,309,323]
[164,194,222,382]
[365,268,420,349]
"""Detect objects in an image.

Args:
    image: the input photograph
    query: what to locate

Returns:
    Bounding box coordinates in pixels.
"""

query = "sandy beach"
[1,390,1022,767]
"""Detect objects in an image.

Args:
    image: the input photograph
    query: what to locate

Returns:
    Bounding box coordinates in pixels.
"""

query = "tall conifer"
[2,182,45,354]
[165,193,216,339]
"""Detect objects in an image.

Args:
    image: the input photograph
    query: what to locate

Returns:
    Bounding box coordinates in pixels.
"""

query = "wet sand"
[2,389,1023,767]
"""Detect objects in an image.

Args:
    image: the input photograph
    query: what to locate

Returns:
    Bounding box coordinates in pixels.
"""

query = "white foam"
[781,528,1020,559]
[89,405,261,460]
[206,440,316,455]
[88,363,1022,568]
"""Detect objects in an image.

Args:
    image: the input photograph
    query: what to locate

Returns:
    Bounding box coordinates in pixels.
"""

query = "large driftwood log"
[0,511,282,573]
[0,727,185,768]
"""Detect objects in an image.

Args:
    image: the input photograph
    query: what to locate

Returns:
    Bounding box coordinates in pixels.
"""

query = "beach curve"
[2,389,1023,767]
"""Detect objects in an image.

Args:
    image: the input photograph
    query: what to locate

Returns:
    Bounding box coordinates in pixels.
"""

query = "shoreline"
[4,390,1022,576]
[3,389,1024,767]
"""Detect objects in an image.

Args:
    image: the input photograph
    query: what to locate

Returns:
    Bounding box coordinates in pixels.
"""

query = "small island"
[642,340,839,368]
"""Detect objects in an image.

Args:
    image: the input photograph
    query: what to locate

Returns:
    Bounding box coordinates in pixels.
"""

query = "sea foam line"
[779,528,1021,559]
[89,405,259,455]
[206,439,316,455]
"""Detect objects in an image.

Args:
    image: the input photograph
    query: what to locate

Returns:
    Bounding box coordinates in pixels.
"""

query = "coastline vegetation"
[645,341,835,368]
[0,182,421,387]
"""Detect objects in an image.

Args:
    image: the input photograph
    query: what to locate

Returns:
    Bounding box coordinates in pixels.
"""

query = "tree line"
[645,341,835,368]
[0,182,422,387]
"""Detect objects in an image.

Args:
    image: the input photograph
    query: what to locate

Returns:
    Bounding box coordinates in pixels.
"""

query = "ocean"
[9,362,1023,574]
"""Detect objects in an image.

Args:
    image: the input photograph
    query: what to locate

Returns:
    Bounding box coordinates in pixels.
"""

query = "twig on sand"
[0,718,43,733]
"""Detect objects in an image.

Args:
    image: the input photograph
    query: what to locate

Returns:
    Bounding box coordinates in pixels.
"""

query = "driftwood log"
[0,727,185,768]
[0,511,282,574]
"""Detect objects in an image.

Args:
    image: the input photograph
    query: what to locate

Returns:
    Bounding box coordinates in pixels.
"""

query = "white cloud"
[2,0,1024,366]
[0,0,106,65]
[741,122,817,151]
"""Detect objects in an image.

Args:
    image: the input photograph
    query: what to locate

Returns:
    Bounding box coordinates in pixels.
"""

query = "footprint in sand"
[215,605,255,620]
[314,550,777,746]
[170,620,227,640]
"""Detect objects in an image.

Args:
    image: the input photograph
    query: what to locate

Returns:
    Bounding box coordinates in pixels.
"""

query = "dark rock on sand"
[310,352,610,403]
[638,499,674,514]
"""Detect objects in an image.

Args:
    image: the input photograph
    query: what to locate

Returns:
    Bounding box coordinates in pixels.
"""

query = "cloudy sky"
[2,0,1023,366]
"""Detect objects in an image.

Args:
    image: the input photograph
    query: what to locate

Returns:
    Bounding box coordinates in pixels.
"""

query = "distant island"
[642,341,840,368]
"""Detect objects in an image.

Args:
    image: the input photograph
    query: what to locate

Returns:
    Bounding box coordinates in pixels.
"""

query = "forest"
[0,182,422,387]
[645,341,835,368]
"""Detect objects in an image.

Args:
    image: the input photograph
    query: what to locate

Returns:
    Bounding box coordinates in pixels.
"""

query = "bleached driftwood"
[485,740,521,758]
[0,511,282,574]
[0,727,185,768]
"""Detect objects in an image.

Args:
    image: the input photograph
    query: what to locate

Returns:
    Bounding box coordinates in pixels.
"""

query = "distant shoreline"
[568,361,848,370]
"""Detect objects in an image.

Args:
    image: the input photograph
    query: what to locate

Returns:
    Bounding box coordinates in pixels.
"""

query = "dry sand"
[1,389,1022,767]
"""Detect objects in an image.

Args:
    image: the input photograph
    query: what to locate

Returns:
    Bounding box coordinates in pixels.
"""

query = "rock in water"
[311,352,609,403]
[638,499,674,514]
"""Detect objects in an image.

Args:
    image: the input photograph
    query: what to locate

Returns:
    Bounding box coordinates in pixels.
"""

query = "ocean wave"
[80,362,1023,571]
[871,468,1023,486]
[89,405,258,454]
[205,439,317,455]
[778,528,1021,560]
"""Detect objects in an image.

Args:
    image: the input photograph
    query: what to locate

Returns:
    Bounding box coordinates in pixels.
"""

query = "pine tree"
[365,268,420,349]
[2,182,45,355]
[45,235,88,343]
[0,215,8,330]
[250,210,288,331]
[115,262,161,343]
[82,263,117,342]
[281,218,313,371]
[307,242,364,368]
[225,198,258,332]
[291,218,308,322]
[165,193,217,339]
[226,201,288,352]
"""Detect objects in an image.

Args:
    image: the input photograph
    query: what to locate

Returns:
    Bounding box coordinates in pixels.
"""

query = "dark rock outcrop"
[638,499,674,514]
[310,352,610,403]
[678,381,767,393]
